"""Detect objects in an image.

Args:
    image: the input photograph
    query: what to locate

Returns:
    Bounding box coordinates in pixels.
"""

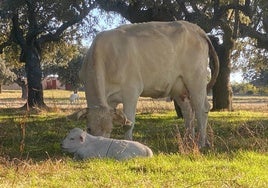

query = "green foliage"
[258,86,268,95]
[42,42,77,67]
[57,55,84,91]
[232,82,268,95]
[0,57,16,85]
[232,38,268,85]
[41,42,81,76]
[41,43,85,91]
[0,0,97,47]
[0,44,23,87]
[232,83,258,95]
[0,0,97,87]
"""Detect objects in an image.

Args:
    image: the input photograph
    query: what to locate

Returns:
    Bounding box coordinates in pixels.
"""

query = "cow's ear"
[80,131,87,143]
[112,109,132,126]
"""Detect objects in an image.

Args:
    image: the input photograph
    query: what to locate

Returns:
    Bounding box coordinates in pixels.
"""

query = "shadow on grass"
[0,109,267,162]
[0,108,86,161]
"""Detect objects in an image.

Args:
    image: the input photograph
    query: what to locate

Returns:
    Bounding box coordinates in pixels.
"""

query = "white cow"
[79,21,219,148]
[61,128,153,160]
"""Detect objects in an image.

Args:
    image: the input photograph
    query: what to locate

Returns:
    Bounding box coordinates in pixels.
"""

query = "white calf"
[61,128,153,160]
[70,93,79,104]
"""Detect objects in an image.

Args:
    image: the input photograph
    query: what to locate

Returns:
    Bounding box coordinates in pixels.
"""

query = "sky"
[230,71,244,83]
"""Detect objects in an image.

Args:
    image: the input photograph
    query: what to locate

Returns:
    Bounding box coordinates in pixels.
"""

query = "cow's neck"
[85,70,108,108]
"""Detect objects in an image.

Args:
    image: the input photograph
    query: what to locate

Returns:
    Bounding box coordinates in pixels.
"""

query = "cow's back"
[92,21,208,97]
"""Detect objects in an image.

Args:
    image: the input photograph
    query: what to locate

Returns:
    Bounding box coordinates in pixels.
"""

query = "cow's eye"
[70,138,75,140]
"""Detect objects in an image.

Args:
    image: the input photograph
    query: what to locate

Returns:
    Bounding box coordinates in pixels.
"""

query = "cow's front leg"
[123,123,134,140]
[122,98,139,140]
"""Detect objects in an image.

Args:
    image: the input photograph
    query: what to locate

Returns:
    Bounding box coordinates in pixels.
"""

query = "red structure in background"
[46,79,57,89]
[65,84,72,90]
[42,75,64,90]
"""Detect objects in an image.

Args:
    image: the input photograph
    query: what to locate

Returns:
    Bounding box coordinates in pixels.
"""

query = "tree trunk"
[16,77,28,99]
[210,37,233,111]
[21,84,28,100]
[212,58,233,111]
[22,45,47,109]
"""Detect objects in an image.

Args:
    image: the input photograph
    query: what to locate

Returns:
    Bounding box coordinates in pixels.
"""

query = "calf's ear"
[112,109,132,126]
[80,131,87,143]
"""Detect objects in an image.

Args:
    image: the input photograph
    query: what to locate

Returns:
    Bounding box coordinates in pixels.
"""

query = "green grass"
[0,90,268,187]
[1,152,267,187]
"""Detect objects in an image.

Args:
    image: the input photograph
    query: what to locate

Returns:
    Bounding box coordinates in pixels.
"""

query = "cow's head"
[86,107,132,137]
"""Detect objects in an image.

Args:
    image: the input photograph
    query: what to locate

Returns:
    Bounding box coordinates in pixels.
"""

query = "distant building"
[3,75,65,90]
[42,75,64,90]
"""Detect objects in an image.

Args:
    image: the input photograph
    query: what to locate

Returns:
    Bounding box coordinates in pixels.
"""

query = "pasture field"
[0,90,268,187]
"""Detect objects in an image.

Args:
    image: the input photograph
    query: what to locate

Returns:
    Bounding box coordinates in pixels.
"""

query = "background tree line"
[0,0,267,111]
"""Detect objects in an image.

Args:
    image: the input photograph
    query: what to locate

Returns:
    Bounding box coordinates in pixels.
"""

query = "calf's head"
[86,107,132,137]
[61,128,87,153]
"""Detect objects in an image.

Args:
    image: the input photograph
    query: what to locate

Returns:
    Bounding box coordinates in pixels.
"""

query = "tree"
[95,0,254,111]
[237,0,268,87]
[44,53,85,92]
[0,0,96,109]
[0,57,16,93]
[239,0,268,50]
[233,38,268,86]
[0,36,20,93]
[251,70,268,87]
[57,55,84,92]
[41,41,81,77]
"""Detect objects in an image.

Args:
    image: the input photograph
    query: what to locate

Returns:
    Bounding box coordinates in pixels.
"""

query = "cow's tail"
[204,35,219,92]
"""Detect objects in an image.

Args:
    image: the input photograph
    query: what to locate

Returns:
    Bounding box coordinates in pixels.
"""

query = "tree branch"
[176,0,191,18]
[233,0,239,39]
[96,0,178,23]
[176,0,214,32]
[240,23,268,50]
[96,0,130,20]
[189,1,200,13]
[218,3,251,19]
[38,2,95,44]
[0,39,12,54]
[11,13,26,47]
[25,0,40,44]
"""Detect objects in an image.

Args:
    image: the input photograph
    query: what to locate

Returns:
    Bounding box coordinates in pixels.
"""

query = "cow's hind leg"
[172,77,195,144]
[173,96,195,142]
[190,91,211,148]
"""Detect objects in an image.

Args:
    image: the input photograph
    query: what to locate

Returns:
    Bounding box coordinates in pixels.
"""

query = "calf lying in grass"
[61,128,153,160]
